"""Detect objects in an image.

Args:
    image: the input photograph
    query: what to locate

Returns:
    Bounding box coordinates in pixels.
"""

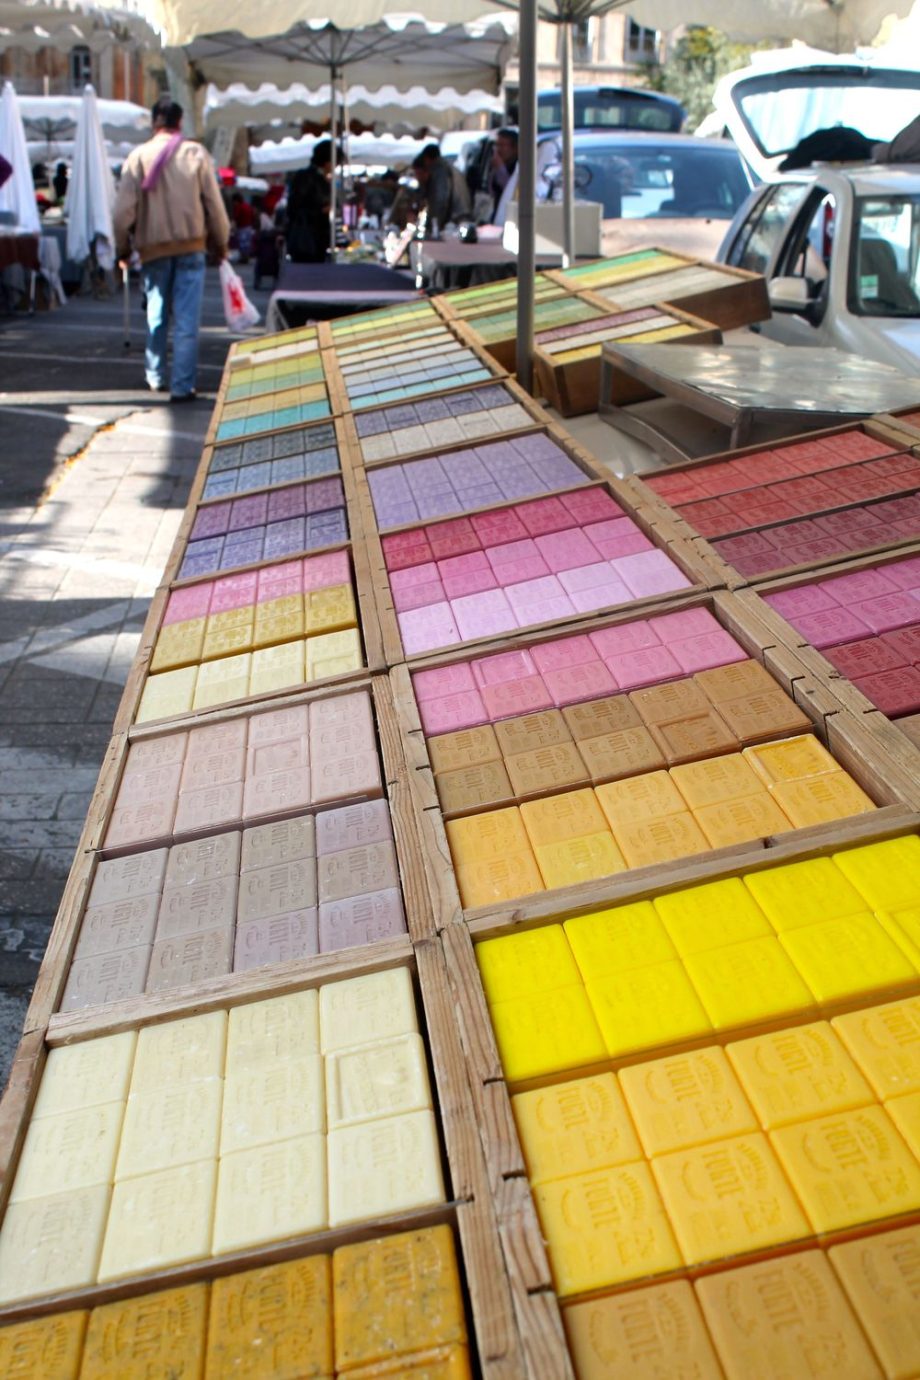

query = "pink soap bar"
[390,561,442,592]
[505,576,568,610]
[319,889,406,951]
[615,644,683,690]
[570,584,631,615]
[830,637,906,678]
[157,876,238,939]
[614,549,690,598]
[558,563,615,595]
[413,662,477,701]
[427,517,479,560]
[882,555,920,590]
[174,781,244,834]
[60,946,151,1011]
[249,704,309,747]
[517,596,577,625]
[560,488,623,524]
[765,584,838,620]
[441,565,498,599]
[124,734,188,773]
[589,528,654,561]
[515,496,574,536]
[851,590,920,633]
[793,607,874,648]
[311,750,382,805]
[590,620,658,659]
[119,761,183,802]
[258,559,303,596]
[234,910,319,971]
[106,799,176,850]
[826,568,899,603]
[316,798,392,853]
[247,735,309,780]
[472,647,538,688]
[471,508,528,545]
[185,718,248,764]
[399,601,461,654]
[164,583,213,626]
[75,894,160,959]
[303,548,350,590]
[532,634,599,674]
[536,529,598,572]
[392,579,446,613]
[480,675,553,720]
[487,538,542,569]
[180,747,246,791]
[89,849,169,907]
[452,589,517,641]
[671,630,747,674]
[210,571,258,613]
[492,557,551,587]
[417,689,488,736]
[543,661,618,707]
[653,608,722,641]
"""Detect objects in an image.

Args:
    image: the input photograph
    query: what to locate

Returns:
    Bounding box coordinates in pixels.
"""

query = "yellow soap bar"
[116,1079,222,1179]
[512,1074,642,1183]
[771,1105,920,1234]
[564,901,677,975]
[779,912,916,1005]
[888,1090,920,1159]
[333,1225,466,1372]
[193,652,252,709]
[744,857,866,931]
[534,831,624,890]
[131,1010,227,1091]
[212,1133,327,1254]
[151,617,207,672]
[829,1223,920,1380]
[477,924,580,1005]
[653,1131,809,1266]
[727,1021,873,1129]
[227,989,319,1068]
[454,852,544,908]
[0,1310,87,1379]
[306,583,357,634]
[564,1281,723,1380]
[693,791,791,849]
[586,962,712,1061]
[619,1047,757,1157]
[249,640,305,698]
[306,628,363,680]
[206,1255,334,1380]
[489,985,607,1084]
[346,1345,472,1378]
[596,771,687,826]
[325,1032,431,1129]
[613,812,709,869]
[670,753,764,809]
[772,772,875,828]
[696,1251,883,1380]
[684,936,815,1031]
[743,734,839,787]
[327,1110,444,1228]
[833,837,920,911]
[534,1163,681,1296]
[253,594,305,647]
[136,665,197,724]
[879,905,920,970]
[319,968,417,1055]
[207,604,255,633]
[446,807,532,862]
[833,996,920,1099]
[81,1283,209,1380]
[654,878,771,957]
[0,1185,110,1303]
[221,1054,325,1153]
[98,1160,215,1281]
[11,1101,123,1202]
[521,788,609,846]
[203,614,255,660]
[32,1032,136,1117]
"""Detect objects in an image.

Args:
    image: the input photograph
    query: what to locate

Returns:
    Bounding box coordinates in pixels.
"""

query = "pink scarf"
[142,132,183,191]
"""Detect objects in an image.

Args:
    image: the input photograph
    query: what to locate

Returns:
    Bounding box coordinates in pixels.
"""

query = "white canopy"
[627,0,913,49]
[205,81,502,133]
[154,0,505,47]
[18,95,150,145]
[65,84,115,267]
[0,82,41,233]
[249,131,427,172]
[0,0,159,54]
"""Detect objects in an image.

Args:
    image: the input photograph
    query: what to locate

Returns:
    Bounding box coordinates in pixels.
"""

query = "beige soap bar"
[226,990,320,1068]
[319,968,417,1054]
[98,1160,216,1281]
[0,1185,110,1304]
[327,1110,444,1228]
[116,1078,223,1179]
[32,1033,136,1117]
[220,1054,325,1154]
[11,1102,123,1202]
[325,1032,431,1130]
[131,1011,227,1092]
[212,1133,327,1255]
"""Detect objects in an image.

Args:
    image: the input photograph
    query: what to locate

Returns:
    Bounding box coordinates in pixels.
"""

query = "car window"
[778,187,837,287]
[724,182,807,273]
[849,196,920,317]
[544,144,752,219]
[536,91,682,133]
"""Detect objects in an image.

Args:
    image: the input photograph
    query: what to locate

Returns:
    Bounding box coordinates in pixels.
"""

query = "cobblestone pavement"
[0,269,264,1087]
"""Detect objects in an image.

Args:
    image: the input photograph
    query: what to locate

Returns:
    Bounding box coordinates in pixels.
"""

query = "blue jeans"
[142,251,206,396]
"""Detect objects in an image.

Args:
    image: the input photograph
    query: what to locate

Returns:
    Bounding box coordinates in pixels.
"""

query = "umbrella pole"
[329,67,338,264]
[515,0,538,393]
[561,20,575,268]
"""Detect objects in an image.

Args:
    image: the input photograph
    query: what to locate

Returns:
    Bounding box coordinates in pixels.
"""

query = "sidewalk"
[0,267,252,1085]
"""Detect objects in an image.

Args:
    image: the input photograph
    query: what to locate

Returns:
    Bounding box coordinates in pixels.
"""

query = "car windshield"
[545,142,752,219]
[733,70,920,157]
[537,90,679,132]
[849,195,920,318]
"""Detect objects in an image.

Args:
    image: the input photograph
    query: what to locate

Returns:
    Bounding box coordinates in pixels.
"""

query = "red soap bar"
[882,624,920,663]
[854,665,920,715]
[824,636,907,679]
[470,508,527,545]
[515,496,573,536]
[428,516,481,560]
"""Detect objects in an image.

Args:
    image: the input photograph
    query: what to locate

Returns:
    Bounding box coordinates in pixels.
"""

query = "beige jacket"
[114,132,230,264]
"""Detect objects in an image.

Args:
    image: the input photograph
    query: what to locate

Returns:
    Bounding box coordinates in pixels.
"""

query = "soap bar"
[131,1010,227,1091]
[587,962,712,1060]
[0,1311,87,1380]
[173,780,243,837]
[521,788,608,845]
[80,1284,209,1380]
[564,1282,723,1380]
[685,936,815,1030]
[833,995,920,1099]
[147,926,233,992]
[165,832,241,888]
[205,1255,334,1380]
[454,851,544,908]
[318,841,399,903]
[771,772,875,828]
[319,968,417,1054]
[12,1102,124,1202]
[33,1033,136,1118]
[436,760,514,814]
[834,837,920,910]
[693,792,791,849]
[98,1159,216,1281]
[619,1047,757,1157]
[234,910,319,970]
[227,990,319,1068]
[59,946,151,1012]
[829,1224,920,1380]
[779,912,914,1005]
[533,832,625,890]
[315,799,392,854]
[157,877,238,938]
[696,1251,883,1380]
[744,734,839,786]
[744,857,866,932]
[493,709,571,755]
[0,1185,111,1304]
[576,726,665,783]
[319,889,406,951]
[212,1133,327,1254]
[596,772,687,825]
[427,725,501,775]
[221,1054,325,1152]
[327,1110,444,1227]
[242,817,315,871]
[116,1079,223,1178]
[612,812,709,869]
[655,878,771,956]
[564,901,676,975]
[513,1074,641,1183]
[89,849,168,906]
[505,743,589,798]
[728,1022,874,1129]
[74,895,159,959]
[326,1032,431,1129]
[237,859,317,923]
[562,695,641,740]
[487,985,607,1084]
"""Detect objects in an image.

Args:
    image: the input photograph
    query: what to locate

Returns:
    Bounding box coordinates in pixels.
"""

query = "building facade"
[503,12,662,111]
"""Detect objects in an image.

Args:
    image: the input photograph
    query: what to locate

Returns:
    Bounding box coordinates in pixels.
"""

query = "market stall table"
[266,260,419,329]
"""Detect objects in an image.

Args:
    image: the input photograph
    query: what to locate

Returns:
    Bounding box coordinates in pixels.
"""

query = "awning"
[205,81,503,133]
[249,131,427,172]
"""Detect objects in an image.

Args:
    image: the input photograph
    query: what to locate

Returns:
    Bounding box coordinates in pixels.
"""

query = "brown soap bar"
[494,709,572,757]
[185,718,247,763]
[237,859,318,924]
[311,752,382,805]
[247,735,310,779]
[504,742,589,798]
[716,690,811,744]
[75,894,160,959]
[562,694,641,740]
[427,725,501,775]
[88,848,168,906]
[157,876,239,939]
[318,841,399,903]
[694,659,776,703]
[234,910,319,971]
[319,889,407,951]
[649,709,740,765]
[577,725,666,783]
[59,945,151,1012]
[631,678,711,726]
[436,760,515,815]
[248,703,309,746]
[242,817,316,872]
[315,799,392,854]
[180,748,246,791]
[123,732,188,772]
[173,780,244,836]
[146,926,234,992]
[165,832,241,888]
[242,769,312,821]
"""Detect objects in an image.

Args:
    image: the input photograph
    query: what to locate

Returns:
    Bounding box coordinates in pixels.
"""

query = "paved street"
[0,266,262,1087]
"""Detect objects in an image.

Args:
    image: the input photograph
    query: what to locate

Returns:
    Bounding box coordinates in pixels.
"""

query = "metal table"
[599,341,920,463]
[266,261,419,330]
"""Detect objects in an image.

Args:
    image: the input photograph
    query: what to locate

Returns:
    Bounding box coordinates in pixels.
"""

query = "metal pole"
[561,20,575,268]
[515,0,538,392]
[328,65,338,262]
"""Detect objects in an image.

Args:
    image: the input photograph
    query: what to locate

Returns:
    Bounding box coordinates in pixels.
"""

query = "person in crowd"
[114,95,230,401]
[231,190,255,262]
[52,162,68,202]
[253,196,280,289]
[489,127,519,225]
[285,139,337,263]
[411,143,472,230]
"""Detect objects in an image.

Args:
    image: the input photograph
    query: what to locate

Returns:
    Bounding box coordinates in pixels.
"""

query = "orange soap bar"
[80,1283,209,1380]
[454,852,544,908]
[346,1346,471,1379]
[445,807,531,862]
[564,1281,723,1380]
[613,812,709,869]
[648,710,739,766]
[0,1310,87,1380]
[205,1255,333,1380]
[830,1224,920,1380]
[596,771,687,826]
[670,753,764,810]
[619,1046,758,1157]
[693,791,791,850]
[772,772,875,828]
[744,734,839,787]
[833,995,920,1099]
[533,832,625,890]
[512,1073,642,1183]
[727,1021,874,1129]
[521,789,608,846]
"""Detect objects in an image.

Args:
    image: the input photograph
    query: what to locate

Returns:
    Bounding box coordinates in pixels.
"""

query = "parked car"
[537,85,685,134]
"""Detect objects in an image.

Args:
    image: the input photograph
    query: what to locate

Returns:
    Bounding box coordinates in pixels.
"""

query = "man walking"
[114,97,230,401]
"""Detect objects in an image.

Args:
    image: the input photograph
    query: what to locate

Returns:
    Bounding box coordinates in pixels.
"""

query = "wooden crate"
[431,272,576,326]
[450,295,611,375]
[873,406,920,445]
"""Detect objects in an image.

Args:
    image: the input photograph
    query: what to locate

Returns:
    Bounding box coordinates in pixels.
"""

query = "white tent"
[205,81,502,134]
[18,95,150,147]
[627,0,915,49]
[65,84,116,268]
[249,131,427,172]
[0,82,41,233]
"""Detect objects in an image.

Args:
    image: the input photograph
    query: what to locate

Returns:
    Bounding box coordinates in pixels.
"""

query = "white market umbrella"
[18,95,150,150]
[66,84,116,269]
[205,81,503,133]
[0,82,41,234]
[249,131,427,172]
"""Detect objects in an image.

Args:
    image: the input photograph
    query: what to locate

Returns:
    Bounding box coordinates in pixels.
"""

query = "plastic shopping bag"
[219,259,261,332]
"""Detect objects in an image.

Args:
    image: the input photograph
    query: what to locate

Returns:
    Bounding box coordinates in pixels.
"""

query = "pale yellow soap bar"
[136,665,197,724]
[0,1184,110,1303]
[249,640,305,698]
[116,1078,223,1179]
[226,989,320,1068]
[32,1032,136,1118]
[619,1047,757,1157]
[98,1159,216,1281]
[220,1054,325,1153]
[727,1021,874,1129]
[306,628,363,680]
[319,968,417,1055]
[326,1032,431,1129]
[564,1281,723,1380]
[327,1110,444,1228]
[11,1101,123,1202]
[0,1310,87,1380]
[193,653,252,710]
[80,1282,209,1380]
[212,1132,327,1254]
[206,1255,334,1380]
[131,1010,227,1091]
[513,1073,641,1183]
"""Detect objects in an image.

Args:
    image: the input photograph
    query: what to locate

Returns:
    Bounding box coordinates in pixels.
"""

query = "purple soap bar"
[229,493,269,530]
[234,910,319,971]
[316,798,393,854]
[191,506,231,540]
[319,889,406,951]
[267,488,307,523]
[178,552,218,579]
